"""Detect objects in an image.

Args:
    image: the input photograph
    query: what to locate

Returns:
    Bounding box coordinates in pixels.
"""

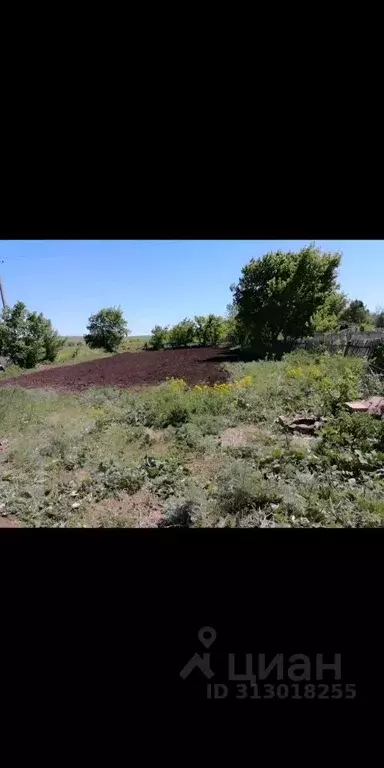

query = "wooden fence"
[294,329,384,358]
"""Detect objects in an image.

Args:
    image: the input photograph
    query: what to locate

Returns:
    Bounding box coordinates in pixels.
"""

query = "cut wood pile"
[345,396,384,417]
[277,415,327,435]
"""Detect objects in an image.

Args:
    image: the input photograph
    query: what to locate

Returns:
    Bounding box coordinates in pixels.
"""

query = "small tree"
[373,306,384,328]
[150,325,169,349]
[0,301,65,368]
[340,299,370,327]
[312,291,348,333]
[84,307,129,353]
[168,318,196,347]
[194,314,225,346]
[221,302,247,347]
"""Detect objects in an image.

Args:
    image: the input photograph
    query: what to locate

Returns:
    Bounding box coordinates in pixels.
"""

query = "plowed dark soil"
[0,347,231,393]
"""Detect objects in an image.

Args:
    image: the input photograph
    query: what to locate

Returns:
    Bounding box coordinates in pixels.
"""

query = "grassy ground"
[0,336,150,380]
[1,349,384,528]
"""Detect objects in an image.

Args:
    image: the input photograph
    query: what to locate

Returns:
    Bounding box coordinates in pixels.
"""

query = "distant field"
[66,336,85,344]
[66,335,150,347]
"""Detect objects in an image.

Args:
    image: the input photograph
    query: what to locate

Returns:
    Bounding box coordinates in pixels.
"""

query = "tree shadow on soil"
[196,343,294,364]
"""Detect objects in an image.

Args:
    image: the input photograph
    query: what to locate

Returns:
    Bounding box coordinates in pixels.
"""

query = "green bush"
[158,500,197,527]
[194,315,225,347]
[168,318,196,347]
[84,307,129,353]
[370,342,384,373]
[214,461,282,518]
[0,301,66,369]
[149,325,169,350]
[374,311,384,329]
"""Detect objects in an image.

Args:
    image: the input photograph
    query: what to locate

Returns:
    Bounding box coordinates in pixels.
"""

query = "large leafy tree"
[231,243,342,346]
[84,307,129,353]
[0,301,65,368]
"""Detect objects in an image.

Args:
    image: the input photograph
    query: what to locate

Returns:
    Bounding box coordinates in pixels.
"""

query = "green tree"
[194,314,225,346]
[231,243,342,347]
[312,292,348,333]
[340,299,370,328]
[221,302,247,347]
[150,325,169,349]
[168,318,196,347]
[84,307,129,353]
[0,301,65,368]
[372,306,384,328]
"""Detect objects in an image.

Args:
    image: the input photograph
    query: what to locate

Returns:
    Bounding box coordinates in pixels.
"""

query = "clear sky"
[1,240,383,336]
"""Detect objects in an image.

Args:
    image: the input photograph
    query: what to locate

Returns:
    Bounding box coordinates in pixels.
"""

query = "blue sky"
[1,240,383,336]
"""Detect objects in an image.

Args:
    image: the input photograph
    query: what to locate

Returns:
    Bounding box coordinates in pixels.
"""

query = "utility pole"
[0,261,5,309]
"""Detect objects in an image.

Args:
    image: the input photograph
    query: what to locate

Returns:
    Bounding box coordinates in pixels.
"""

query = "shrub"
[0,301,65,369]
[214,461,282,518]
[84,307,129,353]
[158,500,197,527]
[149,325,169,350]
[370,342,384,373]
[168,318,196,347]
[44,332,67,362]
[194,315,225,347]
[340,299,370,327]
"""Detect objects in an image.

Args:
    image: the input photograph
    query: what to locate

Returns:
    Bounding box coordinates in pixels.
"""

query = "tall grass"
[1,350,383,528]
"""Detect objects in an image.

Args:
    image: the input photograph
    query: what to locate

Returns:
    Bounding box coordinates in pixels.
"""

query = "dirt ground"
[80,489,165,528]
[0,348,230,392]
[0,516,20,528]
[219,425,260,447]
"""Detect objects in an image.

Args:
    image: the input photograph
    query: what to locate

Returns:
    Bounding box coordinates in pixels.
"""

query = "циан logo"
[180,627,357,701]
[180,626,216,679]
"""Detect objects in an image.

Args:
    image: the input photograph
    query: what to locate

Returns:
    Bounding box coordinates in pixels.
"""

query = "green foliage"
[231,243,342,347]
[194,314,225,346]
[373,307,384,328]
[213,461,282,519]
[359,322,376,332]
[3,349,384,529]
[0,301,65,369]
[168,318,196,347]
[312,292,348,332]
[369,342,384,373]
[159,500,198,527]
[223,302,247,347]
[149,325,169,350]
[90,459,145,498]
[340,299,370,327]
[84,307,129,353]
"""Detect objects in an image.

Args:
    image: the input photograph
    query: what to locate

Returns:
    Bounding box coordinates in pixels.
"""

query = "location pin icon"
[198,626,217,648]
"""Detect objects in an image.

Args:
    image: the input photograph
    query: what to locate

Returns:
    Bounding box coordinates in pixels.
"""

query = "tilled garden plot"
[0,347,230,392]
